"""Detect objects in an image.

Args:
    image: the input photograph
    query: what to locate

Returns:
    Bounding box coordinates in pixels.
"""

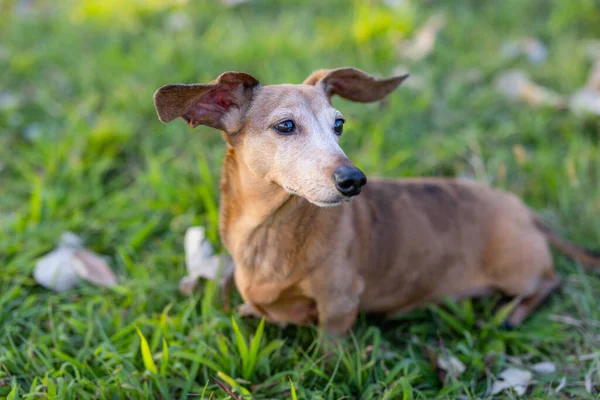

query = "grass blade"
[231,316,249,374]
[289,377,298,400]
[160,338,169,376]
[217,371,252,397]
[7,383,18,400]
[245,318,265,379]
[400,377,413,400]
[136,327,158,374]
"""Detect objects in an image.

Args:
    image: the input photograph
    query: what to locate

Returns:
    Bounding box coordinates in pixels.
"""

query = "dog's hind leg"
[485,215,561,327]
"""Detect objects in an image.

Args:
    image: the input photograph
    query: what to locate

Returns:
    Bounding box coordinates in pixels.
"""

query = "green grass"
[1,0,600,398]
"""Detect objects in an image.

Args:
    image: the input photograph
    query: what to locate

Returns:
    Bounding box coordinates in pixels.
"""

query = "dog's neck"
[218,145,312,259]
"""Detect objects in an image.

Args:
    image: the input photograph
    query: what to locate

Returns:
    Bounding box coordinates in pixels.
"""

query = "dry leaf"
[34,232,116,291]
[579,352,600,361]
[570,60,600,116]
[490,368,532,396]
[554,377,566,394]
[164,11,190,32]
[179,226,235,295]
[583,39,600,61]
[496,70,566,108]
[585,370,594,394]
[501,37,547,64]
[570,88,600,115]
[71,249,117,287]
[0,92,18,111]
[184,226,215,268]
[549,314,583,327]
[512,145,528,166]
[219,0,250,6]
[34,247,81,291]
[531,361,556,375]
[437,355,466,378]
[399,14,446,62]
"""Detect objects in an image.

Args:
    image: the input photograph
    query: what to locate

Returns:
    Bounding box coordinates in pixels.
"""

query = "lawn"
[1,0,600,398]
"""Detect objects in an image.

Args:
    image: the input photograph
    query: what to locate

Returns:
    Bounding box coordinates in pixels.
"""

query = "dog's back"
[351,178,550,316]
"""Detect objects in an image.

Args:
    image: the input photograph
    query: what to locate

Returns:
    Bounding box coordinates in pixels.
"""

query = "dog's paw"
[237,303,288,327]
[237,303,262,318]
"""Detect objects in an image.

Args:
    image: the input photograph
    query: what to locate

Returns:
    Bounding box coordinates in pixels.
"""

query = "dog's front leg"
[312,273,365,336]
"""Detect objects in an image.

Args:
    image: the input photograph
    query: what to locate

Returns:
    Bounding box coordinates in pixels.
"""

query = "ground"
[1,0,599,399]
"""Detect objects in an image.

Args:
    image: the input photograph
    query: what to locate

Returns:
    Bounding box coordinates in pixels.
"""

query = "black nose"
[333,166,367,197]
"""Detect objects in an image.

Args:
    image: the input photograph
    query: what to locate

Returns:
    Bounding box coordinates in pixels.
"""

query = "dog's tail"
[533,215,600,269]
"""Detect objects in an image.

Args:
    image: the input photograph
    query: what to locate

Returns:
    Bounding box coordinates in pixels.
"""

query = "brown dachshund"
[153,68,600,335]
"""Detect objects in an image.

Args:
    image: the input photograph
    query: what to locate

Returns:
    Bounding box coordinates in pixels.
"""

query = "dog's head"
[153,68,407,206]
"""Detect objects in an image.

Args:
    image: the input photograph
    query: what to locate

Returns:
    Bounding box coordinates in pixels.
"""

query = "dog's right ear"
[153,72,260,131]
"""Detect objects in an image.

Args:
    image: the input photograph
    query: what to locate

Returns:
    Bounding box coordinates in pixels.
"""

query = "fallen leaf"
[33,232,117,292]
[219,0,250,6]
[33,247,81,292]
[570,87,600,115]
[0,92,18,111]
[179,226,235,295]
[579,352,600,361]
[585,370,594,394]
[569,59,600,116]
[164,11,190,32]
[531,361,556,375]
[583,39,600,61]
[72,249,117,287]
[549,314,583,327]
[496,70,566,109]
[512,144,528,166]
[437,355,466,378]
[398,14,446,61]
[490,368,532,396]
[501,37,547,64]
[554,376,566,394]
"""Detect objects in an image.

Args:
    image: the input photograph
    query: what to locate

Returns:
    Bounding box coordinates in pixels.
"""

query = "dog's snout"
[333,166,367,197]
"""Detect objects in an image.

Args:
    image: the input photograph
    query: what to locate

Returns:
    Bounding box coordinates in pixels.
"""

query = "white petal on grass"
[570,60,600,116]
[34,247,81,291]
[71,249,117,287]
[34,232,116,291]
[184,226,214,269]
[437,355,466,378]
[398,14,446,62]
[579,352,600,361]
[583,39,600,60]
[179,226,235,295]
[585,370,593,394]
[490,368,532,396]
[531,361,556,375]
[495,70,566,109]
[554,377,566,394]
[0,92,18,111]
[501,37,547,64]
[219,0,251,6]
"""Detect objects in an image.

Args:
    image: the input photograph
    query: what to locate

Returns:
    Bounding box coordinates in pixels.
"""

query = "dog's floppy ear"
[153,72,260,131]
[303,67,408,103]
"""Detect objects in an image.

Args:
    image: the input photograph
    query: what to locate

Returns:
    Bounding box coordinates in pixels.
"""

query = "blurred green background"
[1,0,599,398]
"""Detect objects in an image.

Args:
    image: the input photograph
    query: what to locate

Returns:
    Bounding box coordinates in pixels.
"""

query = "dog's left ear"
[153,72,260,131]
[303,67,408,103]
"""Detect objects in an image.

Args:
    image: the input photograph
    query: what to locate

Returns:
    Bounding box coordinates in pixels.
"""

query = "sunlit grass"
[1,0,599,398]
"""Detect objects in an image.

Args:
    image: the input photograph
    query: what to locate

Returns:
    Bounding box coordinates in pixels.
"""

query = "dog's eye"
[334,118,344,135]
[274,120,295,135]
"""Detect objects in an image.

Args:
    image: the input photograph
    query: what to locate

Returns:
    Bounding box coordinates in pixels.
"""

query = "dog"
[153,67,600,336]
